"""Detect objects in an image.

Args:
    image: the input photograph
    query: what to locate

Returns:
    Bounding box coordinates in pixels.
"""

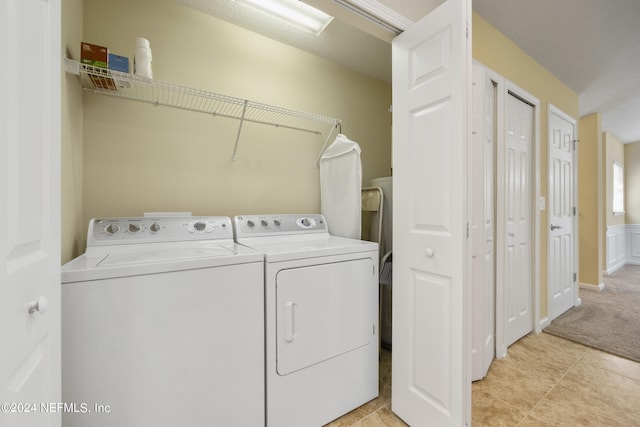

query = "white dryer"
[61,215,264,427]
[234,214,379,427]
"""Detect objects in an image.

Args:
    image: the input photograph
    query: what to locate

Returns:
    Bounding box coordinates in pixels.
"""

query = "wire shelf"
[64,58,341,159]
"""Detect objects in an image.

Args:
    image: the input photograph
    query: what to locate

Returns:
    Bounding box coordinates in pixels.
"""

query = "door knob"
[550,224,562,231]
[425,248,434,258]
[28,296,48,315]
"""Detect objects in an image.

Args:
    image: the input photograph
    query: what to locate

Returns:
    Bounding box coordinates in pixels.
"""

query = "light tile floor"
[326,333,640,426]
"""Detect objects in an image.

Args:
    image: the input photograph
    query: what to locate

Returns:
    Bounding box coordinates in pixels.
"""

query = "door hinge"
[572,139,580,151]
[466,222,470,239]
[573,206,577,216]
[573,273,577,282]
[466,22,469,39]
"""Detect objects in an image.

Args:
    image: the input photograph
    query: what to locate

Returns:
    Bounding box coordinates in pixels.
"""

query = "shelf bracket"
[315,121,341,167]
[231,100,249,161]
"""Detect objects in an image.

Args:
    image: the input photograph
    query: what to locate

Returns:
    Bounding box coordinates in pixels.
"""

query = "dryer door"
[275,258,374,376]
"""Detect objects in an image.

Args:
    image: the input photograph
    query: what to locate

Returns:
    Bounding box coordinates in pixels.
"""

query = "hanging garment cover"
[320,133,362,239]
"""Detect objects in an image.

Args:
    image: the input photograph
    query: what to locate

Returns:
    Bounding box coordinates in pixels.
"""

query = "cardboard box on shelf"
[81,42,108,68]
[108,53,129,73]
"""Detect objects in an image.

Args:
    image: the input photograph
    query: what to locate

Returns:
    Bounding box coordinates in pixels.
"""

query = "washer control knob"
[247,220,255,228]
[105,224,120,235]
[149,222,161,233]
[299,217,317,228]
[273,219,281,227]
[128,223,141,233]
[193,221,206,232]
[261,220,268,227]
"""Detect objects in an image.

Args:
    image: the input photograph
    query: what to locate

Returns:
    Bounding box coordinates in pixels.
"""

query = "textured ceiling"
[179,0,640,143]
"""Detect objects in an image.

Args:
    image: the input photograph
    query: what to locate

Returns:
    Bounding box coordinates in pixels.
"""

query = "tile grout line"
[517,346,591,426]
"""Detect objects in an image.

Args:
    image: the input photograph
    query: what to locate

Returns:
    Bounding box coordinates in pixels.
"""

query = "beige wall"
[578,114,603,287]
[605,132,625,227]
[61,0,84,263]
[73,0,391,250]
[625,140,640,224]
[472,13,579,318]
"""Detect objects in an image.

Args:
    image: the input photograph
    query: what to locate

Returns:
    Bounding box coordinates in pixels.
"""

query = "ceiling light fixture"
[330,0,413,35]
[234,0,334,36]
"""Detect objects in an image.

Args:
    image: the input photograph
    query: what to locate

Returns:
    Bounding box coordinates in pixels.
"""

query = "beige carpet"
[543,264,640,363]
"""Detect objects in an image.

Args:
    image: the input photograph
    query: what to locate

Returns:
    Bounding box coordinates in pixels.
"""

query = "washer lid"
[98,246,234,267]
[61,242,262,284]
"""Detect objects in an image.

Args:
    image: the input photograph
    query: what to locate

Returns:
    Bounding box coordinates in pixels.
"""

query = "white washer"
[234,214,379,427]
[61,216,264,427]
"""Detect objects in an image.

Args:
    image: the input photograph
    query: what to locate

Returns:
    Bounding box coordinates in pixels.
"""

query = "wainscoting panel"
[605,224,640,273]
[606,225,626,274]
[626,224,640,266]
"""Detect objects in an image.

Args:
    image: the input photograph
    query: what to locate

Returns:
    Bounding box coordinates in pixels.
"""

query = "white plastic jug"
[134,37,153,79]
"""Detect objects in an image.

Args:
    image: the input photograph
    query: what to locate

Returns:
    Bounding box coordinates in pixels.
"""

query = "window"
[613,161,624,215]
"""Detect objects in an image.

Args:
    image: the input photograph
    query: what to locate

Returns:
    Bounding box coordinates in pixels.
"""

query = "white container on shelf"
[134,37,153,79]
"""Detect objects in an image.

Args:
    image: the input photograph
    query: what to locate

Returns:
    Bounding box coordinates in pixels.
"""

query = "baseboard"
[539,317,550,330]
[579,282,605,291]
[606,262,625,275]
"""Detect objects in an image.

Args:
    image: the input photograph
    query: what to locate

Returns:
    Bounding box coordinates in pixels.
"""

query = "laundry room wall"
[62,0,84,264]
[472,12,579,319]
[77,0,391,248]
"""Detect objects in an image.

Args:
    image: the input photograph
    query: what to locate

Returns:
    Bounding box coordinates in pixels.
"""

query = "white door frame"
[547,104,581,320]
[495,79,541,358]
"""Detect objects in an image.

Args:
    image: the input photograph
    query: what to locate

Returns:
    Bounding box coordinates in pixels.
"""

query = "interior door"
[471,64,495,381]
[0,0,61,425]
[391,0,471,424]
[504,92,534,346]
[548,105,577,320]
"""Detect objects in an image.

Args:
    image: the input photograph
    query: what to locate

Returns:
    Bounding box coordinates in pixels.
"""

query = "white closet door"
[471,64,495,381]
[504,92,534,346]
[391,0,471,424]
[548,105,577,321]
[0,0,61,424]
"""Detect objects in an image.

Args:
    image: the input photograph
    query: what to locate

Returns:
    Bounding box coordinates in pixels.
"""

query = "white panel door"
[471,65,495,381]
[392,0,471,424]
[548,105,576,320]
[504,93,533,347]
[0,0,61,425]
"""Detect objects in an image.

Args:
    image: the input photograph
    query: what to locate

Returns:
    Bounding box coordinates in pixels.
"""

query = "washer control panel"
[234,214,327,238]
[88,216,232,246]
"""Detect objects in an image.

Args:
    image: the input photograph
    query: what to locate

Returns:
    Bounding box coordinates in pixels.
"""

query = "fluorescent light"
[234,0,334,35]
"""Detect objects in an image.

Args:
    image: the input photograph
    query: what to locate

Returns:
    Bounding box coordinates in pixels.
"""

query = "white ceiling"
[473,0,640,143]
[179,0,640,143]
[177,0,392,82]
